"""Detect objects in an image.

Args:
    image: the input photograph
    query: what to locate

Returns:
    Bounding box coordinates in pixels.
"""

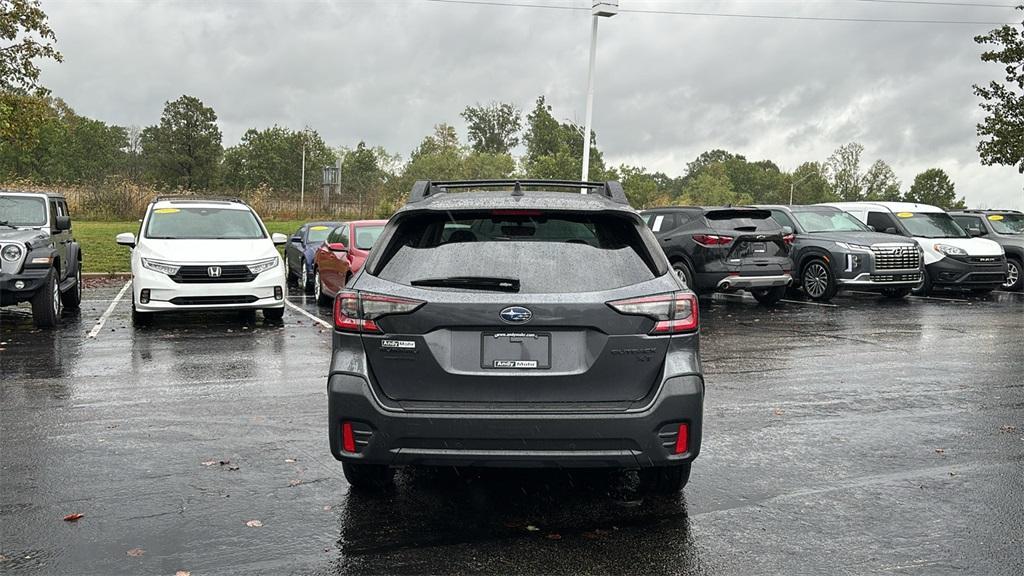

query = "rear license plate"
[481,332,551,369]
[752,242,767,253]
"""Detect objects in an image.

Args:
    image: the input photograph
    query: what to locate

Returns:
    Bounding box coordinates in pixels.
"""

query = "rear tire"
[1003,258,1021,291]
[30,269,61,328]
[263,307,284,321]
[801,259,837,301]
[342,462,393,491]
[639,463,691,494]
[881,287,912,299]
[300,259,311,293]
[751,286,786,306]
[62,261,83,310]
[672,261,695,292]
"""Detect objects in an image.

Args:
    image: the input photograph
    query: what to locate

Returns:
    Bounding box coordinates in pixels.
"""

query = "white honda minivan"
[116,197,287,324]
[823,201,1006,295]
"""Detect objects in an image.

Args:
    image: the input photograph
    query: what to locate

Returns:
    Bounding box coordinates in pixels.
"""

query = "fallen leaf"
[525,525,540,532]
[285,458,297,463]
[175,571,191,576]
[246,519,263,528]
[772,408,784,416]
[226,465,240,471]
[289,479,302,487]
[546,533,562,540]
[219,460,231,466]
[935,448,945,454]
[63,513,84,522]
[1000,425,1017,433]
[126,548,145,557]
[201,460,217,467]
[949,471,957,476]
[322,505,332,511]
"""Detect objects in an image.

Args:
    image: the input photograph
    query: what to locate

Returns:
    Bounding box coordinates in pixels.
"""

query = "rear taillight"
[783,233,795,246]
[691,234,734,247]
[333,290,425,333]
[607,291,698,334]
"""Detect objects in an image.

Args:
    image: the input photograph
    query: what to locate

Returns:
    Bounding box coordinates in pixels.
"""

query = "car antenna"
[511,181,524,197]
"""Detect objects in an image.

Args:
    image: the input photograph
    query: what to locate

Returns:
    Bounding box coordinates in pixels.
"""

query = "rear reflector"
[334,290,425,333]
[342,421,356,453]
[674,423,689,455]
[606,291,698,334]
[692,233,734,247]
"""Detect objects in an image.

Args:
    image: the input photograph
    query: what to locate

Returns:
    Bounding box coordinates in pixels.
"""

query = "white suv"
[823,201,1006,295]
[116,197,287,324]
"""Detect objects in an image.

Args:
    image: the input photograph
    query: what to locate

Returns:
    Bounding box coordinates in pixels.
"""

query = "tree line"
[0,91,974,215]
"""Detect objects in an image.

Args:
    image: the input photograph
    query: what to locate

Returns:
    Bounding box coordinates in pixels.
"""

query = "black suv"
[0,191,83,327]
[949,210,1023,292]
[327,180,703,493]
[640,206,793,305]
[757,205,922,301]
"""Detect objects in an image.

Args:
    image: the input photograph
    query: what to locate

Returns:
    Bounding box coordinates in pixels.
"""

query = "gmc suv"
[758,204,922,301]
[0,190,83,327]
[327,180,703,493]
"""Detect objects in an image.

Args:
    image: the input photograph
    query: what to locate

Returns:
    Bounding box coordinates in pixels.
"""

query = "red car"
[312,219,387,305]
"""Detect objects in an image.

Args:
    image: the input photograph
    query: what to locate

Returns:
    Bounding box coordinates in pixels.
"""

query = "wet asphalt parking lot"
[1,282,1022,576]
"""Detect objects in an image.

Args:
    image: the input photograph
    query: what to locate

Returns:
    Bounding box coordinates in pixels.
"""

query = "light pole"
[580,1,618,187]
[300,130,308,209]
[789,170,816,205]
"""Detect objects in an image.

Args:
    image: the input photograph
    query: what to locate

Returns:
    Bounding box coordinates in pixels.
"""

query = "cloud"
[37,0,1023,208]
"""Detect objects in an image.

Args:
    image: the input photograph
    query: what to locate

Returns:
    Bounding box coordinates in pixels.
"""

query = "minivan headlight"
[933,244,967,256]
[247,257,280,275]
[1,244,24,262]
[141,258,180,275]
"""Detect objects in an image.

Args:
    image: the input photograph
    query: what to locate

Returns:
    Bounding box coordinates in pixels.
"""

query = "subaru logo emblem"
[499,306,532,324]
[207,266,222,278]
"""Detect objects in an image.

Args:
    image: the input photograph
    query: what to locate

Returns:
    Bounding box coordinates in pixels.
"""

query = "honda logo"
[207,266,222,278]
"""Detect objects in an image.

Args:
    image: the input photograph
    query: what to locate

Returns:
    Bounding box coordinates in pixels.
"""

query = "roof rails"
[153,195,247,204]
[408,179,629,205]
[960,208,1022,214]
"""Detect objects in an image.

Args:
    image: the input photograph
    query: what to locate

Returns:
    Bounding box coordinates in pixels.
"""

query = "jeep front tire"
[31,269,62,328]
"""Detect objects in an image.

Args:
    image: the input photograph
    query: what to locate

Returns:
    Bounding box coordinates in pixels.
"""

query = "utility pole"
[580,1,617,189]
[300,133,307,209]
[789,171,816,205]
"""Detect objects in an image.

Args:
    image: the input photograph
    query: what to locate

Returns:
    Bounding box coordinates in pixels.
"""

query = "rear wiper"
[410,276,520,292]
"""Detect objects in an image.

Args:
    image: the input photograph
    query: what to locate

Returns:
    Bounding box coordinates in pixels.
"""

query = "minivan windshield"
[146,206,266,239]
[897,212,967,239]
[793,210,868,233]
[0,195,48,227]
[373,211,660,293]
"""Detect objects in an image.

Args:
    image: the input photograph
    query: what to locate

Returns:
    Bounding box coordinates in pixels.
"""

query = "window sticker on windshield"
[154,208,180,214]
[310,225,329,230]
[896,212,914,218]
[988,215,1004,221]
[652,215,665,232]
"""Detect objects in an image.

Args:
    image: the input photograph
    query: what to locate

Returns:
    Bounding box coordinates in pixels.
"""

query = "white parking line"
[906,295,968,303]
[284,300,332,328]
[87,281,132,338]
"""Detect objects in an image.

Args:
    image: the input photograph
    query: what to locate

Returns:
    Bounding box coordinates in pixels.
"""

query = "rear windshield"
[705,209,778,231]
[354,225,384,250]
[372,211,662,293]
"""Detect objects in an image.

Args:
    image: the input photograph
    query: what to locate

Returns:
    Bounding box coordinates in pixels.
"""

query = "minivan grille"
[169,295,258,305]
[871,245,920,270]
[171,265,255,284]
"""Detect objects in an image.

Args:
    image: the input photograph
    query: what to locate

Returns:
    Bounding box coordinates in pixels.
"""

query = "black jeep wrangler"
[0,191,83,327]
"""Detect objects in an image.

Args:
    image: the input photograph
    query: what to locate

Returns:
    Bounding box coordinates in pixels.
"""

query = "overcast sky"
[38,0,1024,209]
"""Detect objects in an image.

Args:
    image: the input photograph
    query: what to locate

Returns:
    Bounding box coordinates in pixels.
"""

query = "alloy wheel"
[314,270,322,301]
[52,274,62,317]
[1004,261,1019,290]
[300,262,308,289]
[803,262,829,298]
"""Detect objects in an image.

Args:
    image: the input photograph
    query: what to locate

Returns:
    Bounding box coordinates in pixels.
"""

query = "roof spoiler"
[408,179,629,205]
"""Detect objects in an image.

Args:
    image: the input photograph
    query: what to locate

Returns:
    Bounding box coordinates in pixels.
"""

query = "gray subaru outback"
[327,180,704,492]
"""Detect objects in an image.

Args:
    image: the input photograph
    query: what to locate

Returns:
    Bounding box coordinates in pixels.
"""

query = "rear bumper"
[926,256,1006,288]
[716,274,792,291]
[327,373,704,469]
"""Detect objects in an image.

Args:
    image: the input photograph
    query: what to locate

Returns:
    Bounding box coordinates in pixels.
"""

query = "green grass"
[75,220,308,273]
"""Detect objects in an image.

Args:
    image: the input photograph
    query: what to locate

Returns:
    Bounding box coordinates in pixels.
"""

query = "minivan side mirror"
[54,215,71,231]
[867,225,877,232]
[968,227,983,237]
[116,232,136,247]
[271,233,288,245]
[883,227,898,235]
